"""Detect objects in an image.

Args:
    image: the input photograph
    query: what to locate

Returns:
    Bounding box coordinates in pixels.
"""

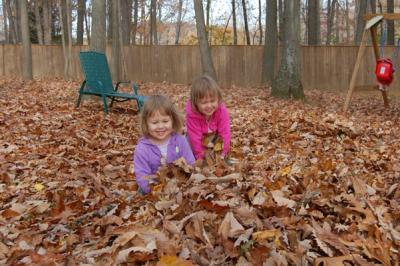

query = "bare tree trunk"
[262,0,277,84]
[85,4,91,43]
[140,0,145,44]
[132,0,138,44]
[15,0,21,43]
[151,0,158,45]
[20,0,32,79]
[345,0,350,43]
[150,0,158,45]
[42,0,52,44]
[206,0,211,27]
[61,0,69,45]
[258,0,262,44]
[278,0,284,43]
[107,0,112,42]
[193,0,217,80]
[67,0,72,77]
[387,0,394,45]
[34,0,44,44]
[59,0,72,79]
[3,0,8,43]
[149,0,153,45]
[6,0,17,44]
[222,13,232,44]
[307,0,320,45]
[59,3,67,76]
[175,0,183,44]
[112,0,120,80]
[303,0,308,43]
[205,0,211,43]
[232,0,237,45]
[355,0,367,44]
[335,1,339,43]
[121,0,133,45]
[76,0,85,45]
[272,0,304,99]
[378,0,383,35]
[370,0,376,13]
[118,1,127,79]
[242,0,251,45]
[91,0,106,52]
[326,0,337,45]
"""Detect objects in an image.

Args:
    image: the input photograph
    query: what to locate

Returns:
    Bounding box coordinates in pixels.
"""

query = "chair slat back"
[79,51,114,93]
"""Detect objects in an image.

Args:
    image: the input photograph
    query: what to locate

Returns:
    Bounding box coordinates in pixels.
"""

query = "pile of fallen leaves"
[1,78,400,265]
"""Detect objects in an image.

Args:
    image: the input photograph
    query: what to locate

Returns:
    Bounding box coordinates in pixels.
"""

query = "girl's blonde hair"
[139,95,183,137]
[190,75,222,113]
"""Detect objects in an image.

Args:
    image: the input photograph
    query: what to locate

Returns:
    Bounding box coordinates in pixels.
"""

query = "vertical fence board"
[0,45,4,76]
[4,45,20,77]
[3,44,400,91]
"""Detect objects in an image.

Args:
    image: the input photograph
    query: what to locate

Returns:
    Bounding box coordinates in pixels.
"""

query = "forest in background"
[1,0,400,46]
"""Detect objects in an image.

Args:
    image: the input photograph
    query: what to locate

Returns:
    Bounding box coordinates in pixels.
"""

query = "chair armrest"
[132,83,139,95]
[115,81,131,92]
[79,80,87,91]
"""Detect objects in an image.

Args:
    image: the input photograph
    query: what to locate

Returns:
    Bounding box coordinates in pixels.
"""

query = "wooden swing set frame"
[343,13,400,112]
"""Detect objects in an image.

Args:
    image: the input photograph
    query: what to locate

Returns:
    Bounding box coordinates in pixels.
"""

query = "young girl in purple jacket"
[185,75,231,160]
[134,95,195,194]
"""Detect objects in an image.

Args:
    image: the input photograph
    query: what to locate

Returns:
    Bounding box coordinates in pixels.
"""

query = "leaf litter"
[0,78,400,265]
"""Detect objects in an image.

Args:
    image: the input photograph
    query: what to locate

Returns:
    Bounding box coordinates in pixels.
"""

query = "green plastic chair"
[76,51,146,113]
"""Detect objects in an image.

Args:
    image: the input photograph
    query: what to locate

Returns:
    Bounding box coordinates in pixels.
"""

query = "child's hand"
[195,159,204,168]
[143,175,158,182]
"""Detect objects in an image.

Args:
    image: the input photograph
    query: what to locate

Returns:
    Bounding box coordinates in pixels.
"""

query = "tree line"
[11,0,399,100]
[3,1,397,46]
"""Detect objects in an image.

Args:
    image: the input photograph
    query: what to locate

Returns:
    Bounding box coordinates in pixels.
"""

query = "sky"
[181,0,264,30]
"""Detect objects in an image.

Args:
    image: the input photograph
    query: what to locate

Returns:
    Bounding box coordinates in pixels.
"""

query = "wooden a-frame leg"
[370,25,390,108]
[344,30,368,112]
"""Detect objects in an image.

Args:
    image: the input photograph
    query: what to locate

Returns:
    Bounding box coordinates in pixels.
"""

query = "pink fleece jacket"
[185,100,231,159]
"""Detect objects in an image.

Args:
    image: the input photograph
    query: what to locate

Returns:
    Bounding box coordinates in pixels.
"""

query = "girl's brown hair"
[190,75,222,113]
[139,95,183,137]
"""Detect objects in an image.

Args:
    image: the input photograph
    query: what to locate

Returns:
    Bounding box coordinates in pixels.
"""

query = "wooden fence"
[0,44,398,90]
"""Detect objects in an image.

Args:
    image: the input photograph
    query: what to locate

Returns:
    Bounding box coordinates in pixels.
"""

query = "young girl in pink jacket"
[185,75,231,160]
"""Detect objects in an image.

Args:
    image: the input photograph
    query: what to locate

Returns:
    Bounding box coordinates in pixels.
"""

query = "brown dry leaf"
[351,176,368,197]
[2,79,400,264]
[1,209,20,219]
[362,238,392,266]
[198,199,229,214]
[191,214,213,247]
[116,242,156,264]
[0,241,9,259]
[173,157,193,174]
[234,206,263,228]
[311,219,350,256]
[270,190,297,209]
[157,255,194,266]
[252,229,281,247]
[314,255,357,266]
[218,212,245,239]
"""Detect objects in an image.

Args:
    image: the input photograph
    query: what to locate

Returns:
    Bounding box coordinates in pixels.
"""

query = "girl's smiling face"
[197,94,219,118]
[147,111,173,144]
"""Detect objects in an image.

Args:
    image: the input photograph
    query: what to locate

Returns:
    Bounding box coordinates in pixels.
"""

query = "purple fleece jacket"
[133,133,195,194]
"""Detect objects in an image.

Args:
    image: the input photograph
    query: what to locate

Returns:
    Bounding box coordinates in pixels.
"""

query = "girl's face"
[197,94,218,118]
[147,111,173,144]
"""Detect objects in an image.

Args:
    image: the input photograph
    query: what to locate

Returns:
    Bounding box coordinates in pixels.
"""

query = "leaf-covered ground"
[1,78,400,265]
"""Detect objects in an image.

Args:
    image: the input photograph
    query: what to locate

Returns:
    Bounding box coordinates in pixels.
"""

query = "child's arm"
[186,118,204,159]
[217,104,231,157]
[133,147,152,194]
[179,136,196,165]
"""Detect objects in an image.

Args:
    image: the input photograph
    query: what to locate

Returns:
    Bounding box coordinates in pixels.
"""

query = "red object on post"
[375,58,394,85]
